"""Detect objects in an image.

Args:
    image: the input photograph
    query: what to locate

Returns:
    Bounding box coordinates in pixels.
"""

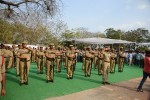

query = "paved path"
[46,77,150,100]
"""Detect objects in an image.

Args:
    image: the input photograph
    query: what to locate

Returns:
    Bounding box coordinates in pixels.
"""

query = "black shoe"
[40,72,43,74]
[46,80,49,83]
[105,82,110,84]
[20,82,23,86]
[25,82,28,85]
[67,77,70,80]
[102,82,106,85]
[50,80,54,82]
[70,77,73,79]
[137,88,143,92]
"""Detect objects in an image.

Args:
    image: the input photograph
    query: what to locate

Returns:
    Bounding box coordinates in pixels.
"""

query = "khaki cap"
[22,41,28,44]
[87,46,91,49]
[69,45,73,47]
[49,43,54,46]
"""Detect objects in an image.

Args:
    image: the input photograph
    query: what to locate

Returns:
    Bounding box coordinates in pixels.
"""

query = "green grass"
[0,63,142,100]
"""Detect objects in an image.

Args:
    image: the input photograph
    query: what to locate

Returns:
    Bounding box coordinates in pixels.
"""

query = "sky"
[60,0,150,32]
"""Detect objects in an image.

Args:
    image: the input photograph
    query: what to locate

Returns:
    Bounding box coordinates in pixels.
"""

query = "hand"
[1,88,6,96]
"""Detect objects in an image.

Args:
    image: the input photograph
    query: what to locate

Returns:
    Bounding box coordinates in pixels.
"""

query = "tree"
[122,28,150,42]
[105,28,122,39]
[0,0,61,18]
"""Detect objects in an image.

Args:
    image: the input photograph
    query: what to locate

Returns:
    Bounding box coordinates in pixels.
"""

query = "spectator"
[137,50,150,92]
[140,52,145,68]
[128,51,133,66]
[135,51,141,66]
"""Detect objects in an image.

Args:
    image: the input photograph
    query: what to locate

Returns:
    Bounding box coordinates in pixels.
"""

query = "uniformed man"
[45,43,56,83]
[82,47,86,70]
[118,47,125,72]
[36,46,45,74]
[17,41,32,85]
[55,46,63,73]
[102,46,111,85]
[7,46,13,69]
[97,47,104,75]
[85,46,93,77]
[2,44,10,69]
[16,44,22,76]
[0,45,6,96]
[32,47,36,62]
[110,48,116,73]
[66,45,77,79]
[93,47,99,69]
[12,44,17,68]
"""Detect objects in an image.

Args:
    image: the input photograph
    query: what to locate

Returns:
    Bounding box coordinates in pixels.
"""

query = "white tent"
[72,38,133,44]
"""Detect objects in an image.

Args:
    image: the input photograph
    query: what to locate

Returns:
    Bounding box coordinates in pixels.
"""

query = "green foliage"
[136,46,149,52]
[105,28,122,39]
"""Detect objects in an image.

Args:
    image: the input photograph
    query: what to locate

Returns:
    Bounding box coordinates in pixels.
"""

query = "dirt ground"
[46,77,150,100]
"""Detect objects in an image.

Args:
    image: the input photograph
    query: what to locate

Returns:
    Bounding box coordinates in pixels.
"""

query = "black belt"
[20,58,30,62]
[47,58,55,61]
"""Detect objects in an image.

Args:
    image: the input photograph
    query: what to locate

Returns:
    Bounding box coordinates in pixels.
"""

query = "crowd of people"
[0,41,150,96]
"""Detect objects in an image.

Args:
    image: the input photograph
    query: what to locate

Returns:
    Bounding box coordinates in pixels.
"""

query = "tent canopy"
[71,38,133,44]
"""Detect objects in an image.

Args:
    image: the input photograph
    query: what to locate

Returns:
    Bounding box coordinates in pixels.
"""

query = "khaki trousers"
[20,61,30,83]
[102,62,110,82]
[46,60,54,80]
[67,60,74,78]
[110,59,115,72]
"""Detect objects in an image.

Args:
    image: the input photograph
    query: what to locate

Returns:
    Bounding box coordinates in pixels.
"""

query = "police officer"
[118,47,124,72]
[55,46,63,73]
[110,48,116,73]
[98,47,104,75]
[93,47,99,69]
[36,46,45,74]
[102,46,111,85]
[85,46,93,77]
[45,43,56,83]
[17,41,32,85]
[82,47,86,70]
[16,44,22,76]
[66,45,76,79]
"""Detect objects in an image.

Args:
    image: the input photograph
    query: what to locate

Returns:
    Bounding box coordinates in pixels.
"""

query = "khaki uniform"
[56,50,62,72]
[36,50,45,74]
[102,51,110,83]
[16,49,20,75]
[93,50,98,69]
[98,51,104,75]
[66,50,76,79]
[110,52,116,73]
[118,51,124,72]
[2,49,10,68]
[45,49,56,82]
[82,50,86,70]
[7,50,13,69]
[85,50,93,77]
[32,49,36,62]
[18,48,31,84]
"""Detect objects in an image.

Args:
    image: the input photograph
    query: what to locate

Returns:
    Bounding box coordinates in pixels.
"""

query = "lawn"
[0,63,142,100]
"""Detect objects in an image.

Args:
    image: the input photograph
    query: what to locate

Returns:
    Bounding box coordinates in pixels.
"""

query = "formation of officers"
[0,41,125,86]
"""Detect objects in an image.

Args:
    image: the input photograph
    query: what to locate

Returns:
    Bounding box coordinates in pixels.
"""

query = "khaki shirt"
[46,49,56,59]
[36,50,45,59]
[17,48,31,61]
[103,52,111,62]
[67,50,76,59]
